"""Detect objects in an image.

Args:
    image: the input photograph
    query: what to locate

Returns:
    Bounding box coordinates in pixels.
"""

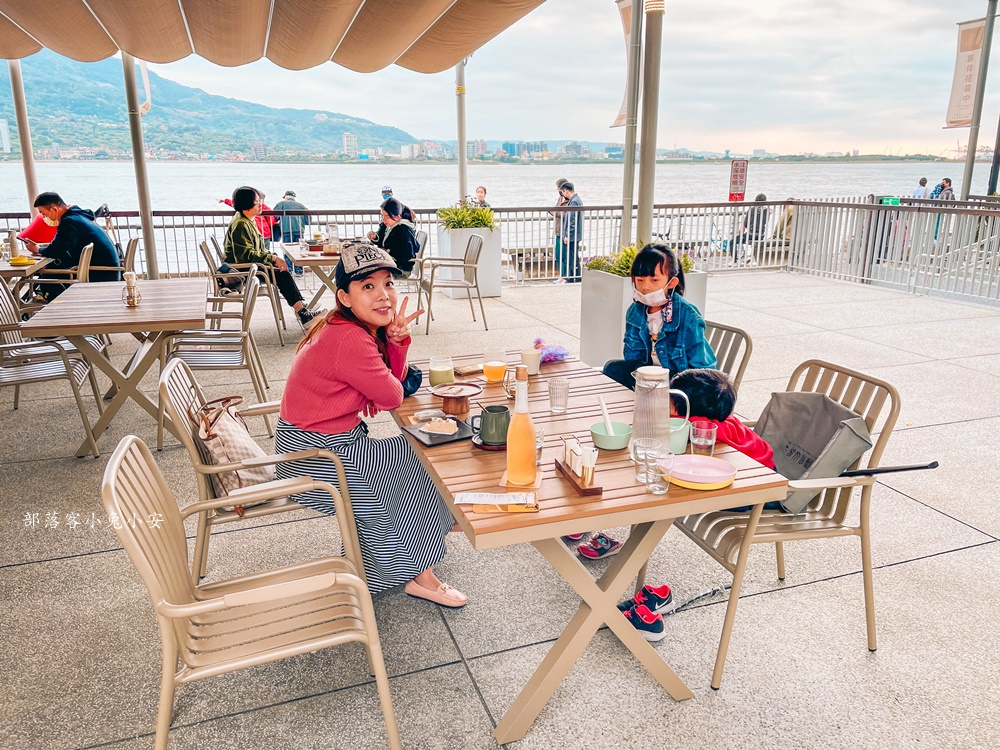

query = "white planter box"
[579,268,709,368]
[579,268,634,367]
[684,270,707,315]
[434,227,502,299]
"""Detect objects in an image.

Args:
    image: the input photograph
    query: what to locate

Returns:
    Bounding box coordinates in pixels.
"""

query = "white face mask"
[633,287,669,307]
[42,216,59,227]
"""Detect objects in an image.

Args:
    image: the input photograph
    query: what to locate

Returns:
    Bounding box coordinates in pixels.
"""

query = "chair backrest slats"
[415,230,428,259]
[102,437,197,609]
[76,243,94,283]
[0,284,25,346]
[704,321,753,391]
[463,234,484,284]
[160,358,218,501]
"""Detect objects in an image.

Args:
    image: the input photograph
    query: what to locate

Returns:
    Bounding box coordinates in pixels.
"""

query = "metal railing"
[5,196,999,306]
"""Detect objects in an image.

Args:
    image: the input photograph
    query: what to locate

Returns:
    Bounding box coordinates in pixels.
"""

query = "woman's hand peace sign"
[386,296,424,343]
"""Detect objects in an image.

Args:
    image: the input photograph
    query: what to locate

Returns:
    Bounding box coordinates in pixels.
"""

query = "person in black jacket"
[27,192,122,300]
[373,198,417,275]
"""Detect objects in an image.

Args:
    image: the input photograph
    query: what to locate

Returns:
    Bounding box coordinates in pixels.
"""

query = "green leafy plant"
[586,243,695,276]
[436,202,498,231]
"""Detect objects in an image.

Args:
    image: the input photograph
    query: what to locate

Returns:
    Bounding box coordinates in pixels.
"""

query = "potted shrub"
[435,201,501,298]
[579,244,707,368]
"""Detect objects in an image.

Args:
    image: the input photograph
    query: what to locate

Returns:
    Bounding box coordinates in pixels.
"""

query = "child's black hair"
[630,242,686,296]
[669,368,735,422]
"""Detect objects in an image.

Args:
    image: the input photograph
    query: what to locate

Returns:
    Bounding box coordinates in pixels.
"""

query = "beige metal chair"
[704,320,753,390]
[416,232,488,334]
[397,229,428,294]
[159,357,357,581]
[211,235,287,346]
[675,359,901,688]
[0,282,104,457]
[17,243,94,310]
[101,435,401,750]
[158,271,271,447]
[199,240,249,328]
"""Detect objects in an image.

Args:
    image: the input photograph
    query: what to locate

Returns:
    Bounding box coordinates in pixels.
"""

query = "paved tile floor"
[2,271,999,749]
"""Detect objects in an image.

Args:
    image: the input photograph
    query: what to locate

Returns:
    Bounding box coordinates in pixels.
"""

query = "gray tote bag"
[755,391,873,514]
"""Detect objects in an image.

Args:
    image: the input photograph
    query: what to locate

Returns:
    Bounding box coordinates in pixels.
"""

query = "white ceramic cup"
[520,347,541,375]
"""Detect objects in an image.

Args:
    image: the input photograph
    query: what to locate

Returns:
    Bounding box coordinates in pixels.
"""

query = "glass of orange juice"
[483,347,508,382]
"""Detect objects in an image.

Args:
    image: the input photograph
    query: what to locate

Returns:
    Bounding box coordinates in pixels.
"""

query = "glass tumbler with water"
[644,448,671,494]
[631,438,662,482]
[690,421,717,457]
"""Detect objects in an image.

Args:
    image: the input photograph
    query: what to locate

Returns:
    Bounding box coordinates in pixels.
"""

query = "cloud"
[147,0,997,154]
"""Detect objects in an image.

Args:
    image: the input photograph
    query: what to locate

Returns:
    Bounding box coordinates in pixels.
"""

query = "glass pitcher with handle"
[630,366,690,454]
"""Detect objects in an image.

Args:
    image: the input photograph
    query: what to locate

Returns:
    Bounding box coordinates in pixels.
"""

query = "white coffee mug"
[520,347,541,375]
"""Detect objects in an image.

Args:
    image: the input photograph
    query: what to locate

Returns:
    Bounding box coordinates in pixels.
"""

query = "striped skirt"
[275,418,454,594]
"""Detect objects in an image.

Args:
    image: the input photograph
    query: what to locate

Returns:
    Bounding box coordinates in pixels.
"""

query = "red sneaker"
[577,532,622,560]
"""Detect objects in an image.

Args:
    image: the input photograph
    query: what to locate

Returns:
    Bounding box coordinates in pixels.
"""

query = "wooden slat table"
[282,243,340,309]
[394,354,788,744]
[21,278,209,456]
[1,255,51,283]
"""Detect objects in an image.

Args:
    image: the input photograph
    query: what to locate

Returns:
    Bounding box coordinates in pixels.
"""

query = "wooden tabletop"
[395,355,789,551]
[0,255,51,279]
[21,278,209,337]
[282,243,341,266]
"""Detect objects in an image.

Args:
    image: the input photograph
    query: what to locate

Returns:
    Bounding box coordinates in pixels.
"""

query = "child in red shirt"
[669,368,775,469]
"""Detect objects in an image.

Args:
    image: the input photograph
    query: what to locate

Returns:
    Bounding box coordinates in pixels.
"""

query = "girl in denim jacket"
[602,244,716,390]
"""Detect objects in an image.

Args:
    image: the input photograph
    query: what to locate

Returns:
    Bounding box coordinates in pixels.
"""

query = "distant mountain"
[0,49,417,156]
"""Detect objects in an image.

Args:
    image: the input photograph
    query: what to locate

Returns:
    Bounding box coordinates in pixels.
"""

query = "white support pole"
[456,60,469,202]
[122,52,160,278]
[620,0,644,248]
[636,1,664,245]
[7,60,39,215]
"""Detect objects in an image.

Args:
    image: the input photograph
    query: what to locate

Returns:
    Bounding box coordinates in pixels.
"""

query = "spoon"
[598,396,615,435]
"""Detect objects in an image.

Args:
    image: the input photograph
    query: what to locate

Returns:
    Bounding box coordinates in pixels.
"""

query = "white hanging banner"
[945,18,986,128]
[612,0,635,128]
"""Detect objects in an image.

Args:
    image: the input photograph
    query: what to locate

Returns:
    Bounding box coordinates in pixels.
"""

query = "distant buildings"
[500,140,548,159]
[251,142,267,160]
[342,132,358,159]
[466,139,487,158]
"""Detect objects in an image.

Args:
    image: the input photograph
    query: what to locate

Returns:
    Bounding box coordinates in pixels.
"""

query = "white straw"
[599,396,615,434]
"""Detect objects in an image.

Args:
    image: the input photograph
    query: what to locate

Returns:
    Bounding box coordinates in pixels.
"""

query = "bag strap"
[189,395,245,438]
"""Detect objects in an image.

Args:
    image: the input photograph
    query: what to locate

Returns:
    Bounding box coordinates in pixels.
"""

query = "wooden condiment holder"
[554,458,603,496]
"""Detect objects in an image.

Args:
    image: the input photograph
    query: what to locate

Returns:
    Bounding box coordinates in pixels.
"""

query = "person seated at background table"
[601,243,716,391]
[473,185,490,207]
[25,192,122,301]
[223,186,321,329]
[274,244,467,607]
[218,189,279,247]
[371,198,417,275]
[367,186,415,245]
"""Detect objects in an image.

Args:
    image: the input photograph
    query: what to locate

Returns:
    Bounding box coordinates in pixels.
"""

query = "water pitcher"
[630,366,690,453]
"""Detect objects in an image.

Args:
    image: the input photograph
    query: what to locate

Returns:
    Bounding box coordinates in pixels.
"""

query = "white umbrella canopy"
[0,0,545,72]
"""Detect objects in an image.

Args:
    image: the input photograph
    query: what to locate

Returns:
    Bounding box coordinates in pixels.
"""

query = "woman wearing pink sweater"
[275,245,467,607]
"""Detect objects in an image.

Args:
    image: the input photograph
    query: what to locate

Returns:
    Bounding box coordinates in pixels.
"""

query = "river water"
[0,160,987,212]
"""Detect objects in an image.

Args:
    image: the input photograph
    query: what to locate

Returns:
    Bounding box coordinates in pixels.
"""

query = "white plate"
[666,454,737,485]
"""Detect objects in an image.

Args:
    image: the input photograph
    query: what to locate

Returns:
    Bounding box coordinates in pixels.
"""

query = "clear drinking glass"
[631,438,662,482]
[690,421,718,457]
[644,449,671,494]
[483,347,507,382]
[535,425,545,465]
[428,355,455,387]
[548,378,569,413]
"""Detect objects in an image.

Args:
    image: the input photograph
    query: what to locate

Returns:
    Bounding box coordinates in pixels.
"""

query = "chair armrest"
[180,476,315,518]
[190,448,332,477]
[423,257,467,267]
[786,476,874,491]
[155,570,352,617]
[237,400,281,417]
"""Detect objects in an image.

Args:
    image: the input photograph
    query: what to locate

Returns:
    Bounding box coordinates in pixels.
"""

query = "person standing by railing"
[274,189,308,277]
[556,181,583,283]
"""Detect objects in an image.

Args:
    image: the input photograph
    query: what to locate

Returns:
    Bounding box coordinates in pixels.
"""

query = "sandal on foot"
[405,579,469,608]
[578,532,622,560]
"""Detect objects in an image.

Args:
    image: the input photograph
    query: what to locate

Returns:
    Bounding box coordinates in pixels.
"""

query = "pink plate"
[666,455,738,485]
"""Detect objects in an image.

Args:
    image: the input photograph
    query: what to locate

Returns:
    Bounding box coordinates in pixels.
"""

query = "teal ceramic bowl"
[590,421,632,450]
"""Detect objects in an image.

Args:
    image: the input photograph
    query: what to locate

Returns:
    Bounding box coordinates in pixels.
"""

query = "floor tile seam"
[943,357,1000,380]
[875,481,1000,542]
[673,538,999,613]
[74,659,465,750]
[437,606,501,732]
[0,515,327,571]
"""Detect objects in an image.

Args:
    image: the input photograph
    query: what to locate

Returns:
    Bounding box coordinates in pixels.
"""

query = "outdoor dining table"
[20,278,209,456]
[281,242,340,309]
[0,255,52,285]
[395,354,789,744]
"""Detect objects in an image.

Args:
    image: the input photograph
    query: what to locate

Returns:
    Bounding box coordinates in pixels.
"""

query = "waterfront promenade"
[2,271,999,748]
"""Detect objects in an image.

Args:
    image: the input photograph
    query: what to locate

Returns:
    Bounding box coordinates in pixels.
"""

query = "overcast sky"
[149,0,999,155]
